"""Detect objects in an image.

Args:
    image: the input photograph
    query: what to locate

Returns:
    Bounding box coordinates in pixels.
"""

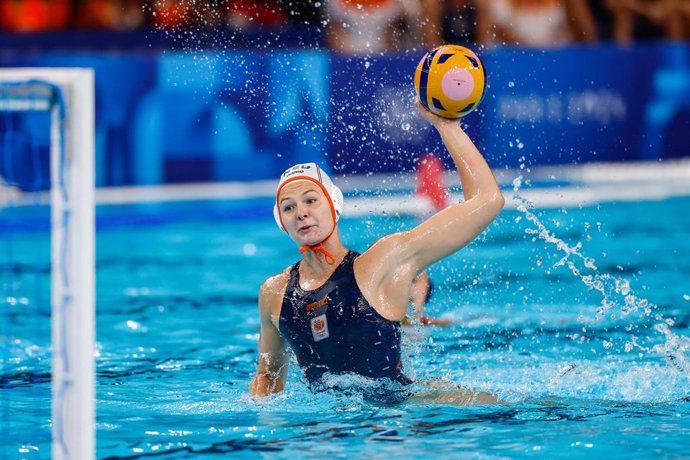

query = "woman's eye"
[283,204,294,212]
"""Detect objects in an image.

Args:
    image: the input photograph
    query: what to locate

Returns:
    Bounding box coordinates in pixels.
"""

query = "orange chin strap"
[299,224,337,265]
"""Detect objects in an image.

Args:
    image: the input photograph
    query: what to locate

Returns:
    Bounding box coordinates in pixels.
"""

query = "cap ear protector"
[273,163,344,232]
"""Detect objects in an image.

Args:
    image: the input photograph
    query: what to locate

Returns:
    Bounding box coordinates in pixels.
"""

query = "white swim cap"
[274,163,344,232]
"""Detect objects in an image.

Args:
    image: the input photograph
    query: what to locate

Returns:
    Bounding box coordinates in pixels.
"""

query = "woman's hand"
[415,100,462,132]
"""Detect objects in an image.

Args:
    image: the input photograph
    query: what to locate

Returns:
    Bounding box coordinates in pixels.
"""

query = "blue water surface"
[1,194,690,459]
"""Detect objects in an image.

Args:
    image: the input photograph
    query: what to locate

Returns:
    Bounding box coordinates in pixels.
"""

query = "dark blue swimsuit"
[279,251,411,401]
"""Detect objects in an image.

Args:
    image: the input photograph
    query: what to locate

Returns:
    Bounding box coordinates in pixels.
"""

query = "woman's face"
[278,181,334,246]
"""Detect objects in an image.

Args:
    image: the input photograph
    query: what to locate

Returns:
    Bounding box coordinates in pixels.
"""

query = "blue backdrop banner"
[1,43,688,188]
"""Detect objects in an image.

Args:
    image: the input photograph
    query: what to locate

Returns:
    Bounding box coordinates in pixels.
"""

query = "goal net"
[0,69,95,460]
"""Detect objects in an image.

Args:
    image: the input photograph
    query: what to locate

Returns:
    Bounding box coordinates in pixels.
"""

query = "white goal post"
[0,68,95,460]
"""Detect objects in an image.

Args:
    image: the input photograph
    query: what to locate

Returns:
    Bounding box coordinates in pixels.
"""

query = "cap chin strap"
[299,224,337,265]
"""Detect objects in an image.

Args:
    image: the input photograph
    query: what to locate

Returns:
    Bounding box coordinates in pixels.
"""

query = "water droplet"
[401,122,410,131]
[512,175,522,191]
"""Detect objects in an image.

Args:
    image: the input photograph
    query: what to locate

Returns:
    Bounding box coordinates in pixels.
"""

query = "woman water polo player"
[249,102,504,403]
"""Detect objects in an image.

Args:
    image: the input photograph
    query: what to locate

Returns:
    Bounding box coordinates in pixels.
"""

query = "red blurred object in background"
[226,0,286,28]
[0,0,72,32]
[151,0,191,30]
[416,153,449,211]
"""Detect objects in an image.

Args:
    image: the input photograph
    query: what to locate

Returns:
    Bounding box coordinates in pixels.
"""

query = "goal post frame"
[0,68,95,460]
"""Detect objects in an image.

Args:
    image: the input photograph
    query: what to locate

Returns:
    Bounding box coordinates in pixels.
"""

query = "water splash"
[512,192,690,376]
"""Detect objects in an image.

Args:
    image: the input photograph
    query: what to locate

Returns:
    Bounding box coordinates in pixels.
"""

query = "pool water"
[2,194,690,458]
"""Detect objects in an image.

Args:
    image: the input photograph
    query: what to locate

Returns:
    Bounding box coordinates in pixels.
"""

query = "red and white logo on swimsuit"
[310,314,330,342]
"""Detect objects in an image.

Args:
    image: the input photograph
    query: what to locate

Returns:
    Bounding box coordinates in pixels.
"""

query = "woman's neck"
[299,243,349,278]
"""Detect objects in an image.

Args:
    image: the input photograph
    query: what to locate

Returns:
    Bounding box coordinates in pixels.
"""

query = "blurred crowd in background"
[1,0,689,51]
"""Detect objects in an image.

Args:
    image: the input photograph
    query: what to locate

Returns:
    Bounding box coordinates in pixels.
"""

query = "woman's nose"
[296,204,308,219]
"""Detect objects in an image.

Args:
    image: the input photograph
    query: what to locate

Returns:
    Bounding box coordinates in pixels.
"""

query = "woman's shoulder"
[353,232,412,284]
[261,266,292,294]
[259,266,291,315]
[355,232,408,266]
